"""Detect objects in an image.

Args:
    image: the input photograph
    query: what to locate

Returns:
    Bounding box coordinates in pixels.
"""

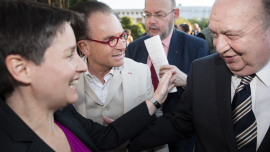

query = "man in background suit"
[71,1,168,152]
[196,27,217,55]
[126,0,270,151]
[125,0,208,151]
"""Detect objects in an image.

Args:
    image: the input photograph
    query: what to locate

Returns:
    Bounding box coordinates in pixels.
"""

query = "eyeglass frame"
[84,32,129,47]
[142,9,175,19]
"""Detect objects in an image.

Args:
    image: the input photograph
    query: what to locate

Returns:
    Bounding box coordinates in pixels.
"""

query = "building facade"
[179,6,211,20]
[115,9,144,24]
[115,5,212,24]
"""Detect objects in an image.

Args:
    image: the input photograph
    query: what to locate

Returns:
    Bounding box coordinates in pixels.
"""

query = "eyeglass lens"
[143,13,164,19]
[109,33,128,47]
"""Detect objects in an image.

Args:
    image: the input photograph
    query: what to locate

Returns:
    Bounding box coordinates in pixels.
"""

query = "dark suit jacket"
[129,53,270,152]
[125,28,208,114]
[0,99,154,152]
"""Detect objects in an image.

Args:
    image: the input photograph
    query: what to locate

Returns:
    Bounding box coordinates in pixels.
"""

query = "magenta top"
[55,121,92,152]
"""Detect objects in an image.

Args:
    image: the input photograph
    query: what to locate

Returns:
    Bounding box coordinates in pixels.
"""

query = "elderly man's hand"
[159,65,187,87]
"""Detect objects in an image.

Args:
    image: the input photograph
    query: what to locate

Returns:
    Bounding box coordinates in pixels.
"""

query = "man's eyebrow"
[209,27,240,35]
[144,10,164,14]
[103,36,113,41]
[220,29,240,35]
[103,31,125,40]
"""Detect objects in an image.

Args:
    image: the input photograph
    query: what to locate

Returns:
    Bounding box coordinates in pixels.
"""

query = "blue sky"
[98,0,215,9]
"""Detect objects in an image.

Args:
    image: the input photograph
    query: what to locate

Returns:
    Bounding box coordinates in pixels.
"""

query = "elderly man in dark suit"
[125,0,208,151]
[124,0,270,151]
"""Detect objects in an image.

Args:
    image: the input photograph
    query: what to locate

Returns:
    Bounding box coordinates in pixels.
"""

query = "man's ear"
[5,55,31,84]
[173,8,180,21]
[78,40,91,56]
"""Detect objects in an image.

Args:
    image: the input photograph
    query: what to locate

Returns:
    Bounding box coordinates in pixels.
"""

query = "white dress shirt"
[85,68,114,104]
[231,59,270,149]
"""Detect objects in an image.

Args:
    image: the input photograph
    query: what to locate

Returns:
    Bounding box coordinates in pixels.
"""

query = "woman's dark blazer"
[0,99,154,152]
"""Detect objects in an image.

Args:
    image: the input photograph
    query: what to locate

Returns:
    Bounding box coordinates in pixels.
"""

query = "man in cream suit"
[75,56,154,124]
[71,1,168,152]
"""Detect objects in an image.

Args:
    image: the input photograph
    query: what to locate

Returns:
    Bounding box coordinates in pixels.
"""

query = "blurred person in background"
[192,23,201,36]
[196,27,217,54]
[124,29,133,45]
[178,23,192,35]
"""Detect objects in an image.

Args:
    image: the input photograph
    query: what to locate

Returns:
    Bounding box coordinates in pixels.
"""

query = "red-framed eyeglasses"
[85,33,129,47]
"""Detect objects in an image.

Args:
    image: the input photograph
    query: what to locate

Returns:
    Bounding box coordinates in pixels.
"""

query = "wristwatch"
[150,97,161,109]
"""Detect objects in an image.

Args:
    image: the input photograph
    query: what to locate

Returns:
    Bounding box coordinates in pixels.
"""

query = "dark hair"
[0,0,81,98]
[71,1,117,41]
[179,23,191,34]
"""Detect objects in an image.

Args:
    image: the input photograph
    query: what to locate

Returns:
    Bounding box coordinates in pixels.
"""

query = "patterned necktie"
[231,74,257,151]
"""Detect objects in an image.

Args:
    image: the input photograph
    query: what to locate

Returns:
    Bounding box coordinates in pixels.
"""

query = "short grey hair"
[261,0,270,30]
[171,0,176,9]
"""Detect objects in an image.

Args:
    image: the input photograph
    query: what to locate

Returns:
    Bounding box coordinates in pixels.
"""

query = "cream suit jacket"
[74,57,154,118]
[74,57,168,152]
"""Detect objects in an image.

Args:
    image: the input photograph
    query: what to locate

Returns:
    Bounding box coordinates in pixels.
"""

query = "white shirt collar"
[85,68,114,79]
[256,59,270,88]
[232,59,270,88]
[82,56,114,79]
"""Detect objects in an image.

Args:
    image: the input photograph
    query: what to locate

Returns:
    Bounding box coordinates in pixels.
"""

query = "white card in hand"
[144,35,177,93]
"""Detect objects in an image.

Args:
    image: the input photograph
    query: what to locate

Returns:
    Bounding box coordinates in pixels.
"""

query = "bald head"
[145,0,176,9]
[209,0,270,76]
[211,0,270,31]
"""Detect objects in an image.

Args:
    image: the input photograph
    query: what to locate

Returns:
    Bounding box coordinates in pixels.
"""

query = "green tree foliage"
[174,16,210,30]
[187,17,199,25]
[129,24,145,40]
[174,17,193,30]
[121,16,145,39]
[139,23,145,29]
[121,16,134,28]
[174,17,191,25]
[198,17,209,30]
[69,0,96,9]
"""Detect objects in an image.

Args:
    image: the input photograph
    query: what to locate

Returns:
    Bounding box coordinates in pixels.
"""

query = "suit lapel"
[54,107,99,152]
[257,127,270,152]
[74,72,87,117]
[27,136,54,152]
[215,55,238,152]
[167,29,183,66]
[0,100,54,152]
[75,56,103,117]
[84,75,104,106]
[122,65,136,113]
[136,36,150,64]
[103,69,123,108]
